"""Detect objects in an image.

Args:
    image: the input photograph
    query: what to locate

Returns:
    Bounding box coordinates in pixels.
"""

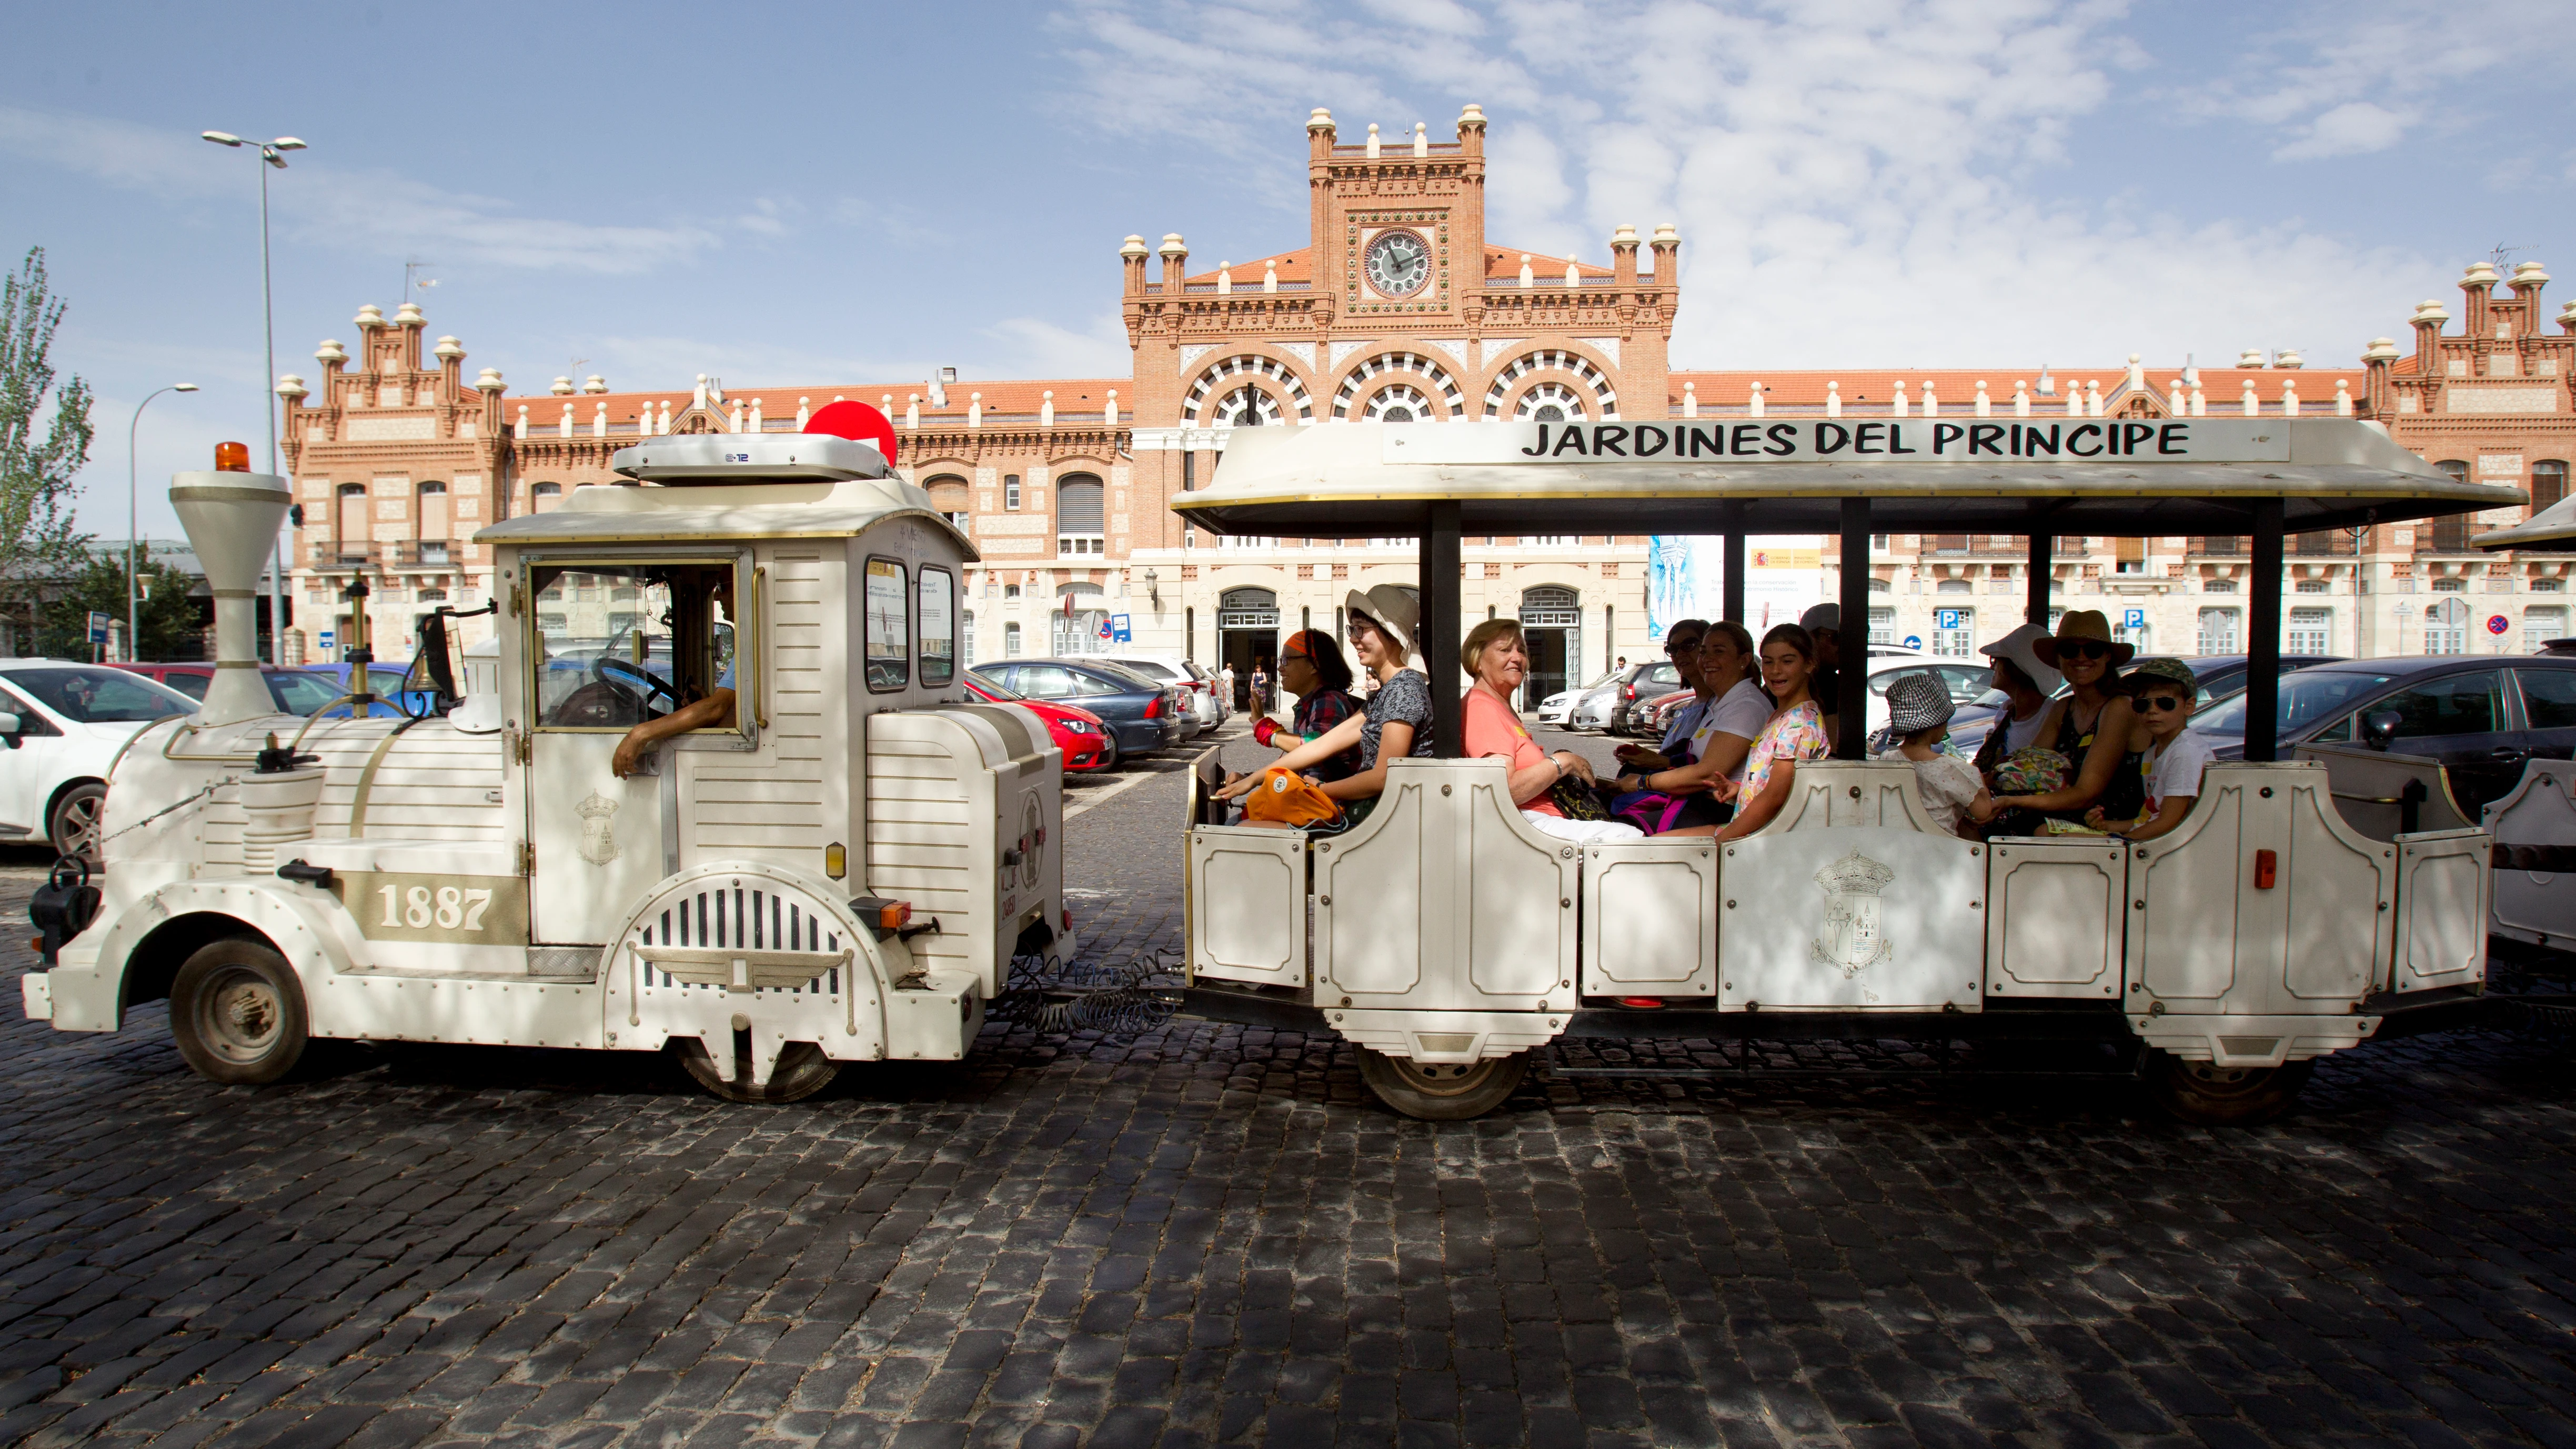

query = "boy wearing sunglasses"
[2085,657,2210,842]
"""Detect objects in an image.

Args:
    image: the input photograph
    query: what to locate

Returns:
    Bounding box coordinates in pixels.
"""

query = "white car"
[1062,653,1223,734]
[0,659,198,860]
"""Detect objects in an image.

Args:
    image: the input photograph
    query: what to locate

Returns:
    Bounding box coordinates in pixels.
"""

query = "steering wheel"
[596,656,677,712]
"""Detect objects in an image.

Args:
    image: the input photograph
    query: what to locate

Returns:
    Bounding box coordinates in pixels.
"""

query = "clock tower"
[1308,106,1488,330]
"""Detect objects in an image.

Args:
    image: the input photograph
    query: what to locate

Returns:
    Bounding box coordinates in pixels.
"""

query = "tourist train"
[15,412,2555,1122]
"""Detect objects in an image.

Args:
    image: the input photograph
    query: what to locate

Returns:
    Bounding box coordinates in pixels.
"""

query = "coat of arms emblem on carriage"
[576,791,622,866]
[1812,849,1895,978]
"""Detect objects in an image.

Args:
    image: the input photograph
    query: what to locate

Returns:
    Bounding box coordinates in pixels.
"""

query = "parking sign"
[2123,608,2147,630]
[1934,609,1966,631]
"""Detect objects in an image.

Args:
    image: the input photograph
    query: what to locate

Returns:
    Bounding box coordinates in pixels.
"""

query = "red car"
[965,675,1115,772]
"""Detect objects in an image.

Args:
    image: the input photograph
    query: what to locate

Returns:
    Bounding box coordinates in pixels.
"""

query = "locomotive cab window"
[919,566,955,687]
[529,558,746,731]
[866,557,910,691]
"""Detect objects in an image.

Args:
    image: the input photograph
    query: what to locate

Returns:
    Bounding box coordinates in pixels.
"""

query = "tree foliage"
[36,554,203,661]
[0,247,97,618]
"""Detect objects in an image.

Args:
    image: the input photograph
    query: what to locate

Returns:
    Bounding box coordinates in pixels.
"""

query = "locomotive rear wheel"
[170,939,309,1085]
[1358,1049,1528,1121]
[2146,1051,2313,1126]
[679,1039,841,1104]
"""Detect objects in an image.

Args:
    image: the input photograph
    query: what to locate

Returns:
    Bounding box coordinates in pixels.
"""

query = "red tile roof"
[1667,366,2365,411]
[1483,246,1615,282]
[1183,249,1313,286]
[497,380,1128,426]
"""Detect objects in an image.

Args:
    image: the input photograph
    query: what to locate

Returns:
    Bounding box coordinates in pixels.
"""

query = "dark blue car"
[972,659,1185,764]
[297,662,437,718]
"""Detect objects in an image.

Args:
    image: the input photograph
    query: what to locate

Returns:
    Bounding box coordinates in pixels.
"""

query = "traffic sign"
[1902,635,1923,650]
[2489,614,2511,636]
[319,629,335,651]
[86,611,108,645]
[2123,608,2147,630]
[1110,613,1132,643]
[1934,609,1967,631]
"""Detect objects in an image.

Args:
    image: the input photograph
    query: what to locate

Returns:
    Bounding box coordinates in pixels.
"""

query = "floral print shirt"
[1740,699,1829,798]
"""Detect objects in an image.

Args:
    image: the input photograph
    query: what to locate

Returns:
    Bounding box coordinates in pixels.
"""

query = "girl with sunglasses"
[2084,658,2211,842]
[1986,609,2150,829]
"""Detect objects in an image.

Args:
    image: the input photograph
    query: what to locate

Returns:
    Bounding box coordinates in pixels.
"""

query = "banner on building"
[1647,537,1825,639]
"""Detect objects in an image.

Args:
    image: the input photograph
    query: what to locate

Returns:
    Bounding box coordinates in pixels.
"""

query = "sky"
[7,0,2571,541]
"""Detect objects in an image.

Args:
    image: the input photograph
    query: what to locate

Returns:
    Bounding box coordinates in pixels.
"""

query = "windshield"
[2192,671,2397,737]
[7,667,194,723]
[270,671,352,715]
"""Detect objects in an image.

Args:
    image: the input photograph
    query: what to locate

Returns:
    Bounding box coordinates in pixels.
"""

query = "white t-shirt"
[1877,748,1984,837]
[2142,730,2215,815]
[2001,705,2050,754]
[1693,678,1774,781]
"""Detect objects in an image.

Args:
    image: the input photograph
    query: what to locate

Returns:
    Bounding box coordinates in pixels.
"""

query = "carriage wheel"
[2146,1051,2313,1126]
[1357,1049,1528,1121]
[679,1039,841,1104]
[170,939,310,1085]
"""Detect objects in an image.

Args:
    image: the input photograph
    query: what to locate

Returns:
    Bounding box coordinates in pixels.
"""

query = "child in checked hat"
[1873,670,1998,840]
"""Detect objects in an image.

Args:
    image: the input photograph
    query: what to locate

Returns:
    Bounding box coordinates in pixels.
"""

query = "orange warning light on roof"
[214,441,251,472]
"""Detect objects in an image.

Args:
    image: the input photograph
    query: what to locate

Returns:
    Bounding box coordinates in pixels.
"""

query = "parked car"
[118,662,358,717]
[2191,655,2576,813]
[1610,660,1688,733]
[1945,653,2343,759]
[1537,669,1616,727]
[0,659,198,860]
[296,661,439,717]
[1567,665,1637,731]
[1641,685,1697,739]
[971,659,1185,761]
[1860,657,2015,737]
[965,672,1115,772]
[1062,653,1219,736]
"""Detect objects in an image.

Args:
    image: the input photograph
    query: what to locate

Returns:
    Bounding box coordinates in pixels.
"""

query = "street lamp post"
[128,384,199,661]
[201,129,305,664]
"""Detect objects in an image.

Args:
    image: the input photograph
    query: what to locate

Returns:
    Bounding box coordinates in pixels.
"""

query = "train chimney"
[170,443,291,725]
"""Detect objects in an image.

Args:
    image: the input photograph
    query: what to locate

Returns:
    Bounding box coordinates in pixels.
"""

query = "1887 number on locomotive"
[333,871,531,947]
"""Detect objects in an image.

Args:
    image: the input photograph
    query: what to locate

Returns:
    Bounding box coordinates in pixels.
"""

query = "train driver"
[611,569,737,779]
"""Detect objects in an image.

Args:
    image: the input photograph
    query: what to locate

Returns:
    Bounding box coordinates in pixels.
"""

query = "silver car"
[1062,653,1220,734]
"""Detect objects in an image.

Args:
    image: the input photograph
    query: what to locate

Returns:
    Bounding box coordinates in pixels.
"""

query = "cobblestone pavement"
[4,722,2576,1447]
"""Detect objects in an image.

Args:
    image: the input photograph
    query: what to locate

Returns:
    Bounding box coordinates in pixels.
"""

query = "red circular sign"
[802,399,898,464]
[2489,614,2511,635]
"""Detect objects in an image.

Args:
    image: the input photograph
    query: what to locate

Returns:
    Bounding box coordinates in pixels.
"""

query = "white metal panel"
[2293,742,2471,840]
[2126,763,2393,1017]
[1581,839,1717,997]
[1718,761,1983,1011]
[1718,827,1984,1010]
[2484,760,2576,948]
[1985,838,2126,999]
[610,861,888,1068]
[527,732,664,945]
[1314,759,1576,1013]
[687,549,832,870]
[2396,829,2489,992]
[866,706,1056,1001]
[1188,826,1307,987]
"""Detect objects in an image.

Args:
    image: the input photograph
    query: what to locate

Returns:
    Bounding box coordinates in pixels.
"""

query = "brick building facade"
[275,108,2571,691]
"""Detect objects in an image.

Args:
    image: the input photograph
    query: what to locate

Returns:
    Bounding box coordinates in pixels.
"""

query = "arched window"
[531,481,564,515]
[2196,607,2241,655]
[416,481,450,565]
[925,474,971,535]
[1056,474,1104,556]
[335,483,369,565]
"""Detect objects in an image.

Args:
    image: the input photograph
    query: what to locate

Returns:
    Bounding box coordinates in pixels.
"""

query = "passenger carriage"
[1174,419,2524,1122]
[21,417,1072,1103]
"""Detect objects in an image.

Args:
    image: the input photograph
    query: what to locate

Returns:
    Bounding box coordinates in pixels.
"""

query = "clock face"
[1365,230,1431,298]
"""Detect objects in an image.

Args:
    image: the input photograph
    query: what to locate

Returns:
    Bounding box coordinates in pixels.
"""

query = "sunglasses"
[2058,640,2116,660]
[1666,640,1703,655]
[2136,693,2188,712]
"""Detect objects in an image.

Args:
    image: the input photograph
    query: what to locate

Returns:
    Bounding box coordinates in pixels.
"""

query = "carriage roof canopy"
[2474,494,2576,552]
[1173,419,2518,536]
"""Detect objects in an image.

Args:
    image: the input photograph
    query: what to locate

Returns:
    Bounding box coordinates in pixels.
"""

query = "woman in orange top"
[1460,619,1643,844]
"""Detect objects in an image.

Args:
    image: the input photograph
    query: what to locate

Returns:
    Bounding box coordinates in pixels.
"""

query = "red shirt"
[1463,686,1561,817]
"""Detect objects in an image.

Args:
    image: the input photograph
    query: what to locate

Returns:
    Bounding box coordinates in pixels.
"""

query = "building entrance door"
[1518,587,1581,711]
[1219,587,1280,711]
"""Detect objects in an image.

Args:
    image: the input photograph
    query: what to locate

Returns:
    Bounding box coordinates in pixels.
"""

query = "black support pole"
[1722,524,1747,624]
[2246,498,2285,763]
[1421,502,1463,758]
[2026,529,2053,628]
[1837,497,1869,759]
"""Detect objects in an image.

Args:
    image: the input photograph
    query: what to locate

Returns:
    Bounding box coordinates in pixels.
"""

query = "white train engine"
[22,424,1067,1102]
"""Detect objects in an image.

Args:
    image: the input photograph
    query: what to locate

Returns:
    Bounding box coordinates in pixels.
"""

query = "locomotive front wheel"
[170,939,310,1085]
[1358,1049,1529,1121]
[679,1039,841,1104]
[2146,1051,2313,1127]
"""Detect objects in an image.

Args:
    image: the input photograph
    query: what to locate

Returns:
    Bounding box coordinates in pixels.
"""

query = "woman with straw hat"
[1987,609,2151,827]
[1216,584,1433,829]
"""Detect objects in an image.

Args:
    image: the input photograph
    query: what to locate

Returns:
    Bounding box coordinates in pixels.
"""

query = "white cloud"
[2175,8,2544,162]
[0,105,720,276]
[2274,100,2415,161]
[1052,0,2442,368]
[980,313,1134,378]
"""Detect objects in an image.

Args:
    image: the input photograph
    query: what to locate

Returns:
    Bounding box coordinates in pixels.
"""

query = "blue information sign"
[1934,609,1967,631]
[1110,613,1132,643]
[1902,635,1923,650]
[2123,607,2147,630]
